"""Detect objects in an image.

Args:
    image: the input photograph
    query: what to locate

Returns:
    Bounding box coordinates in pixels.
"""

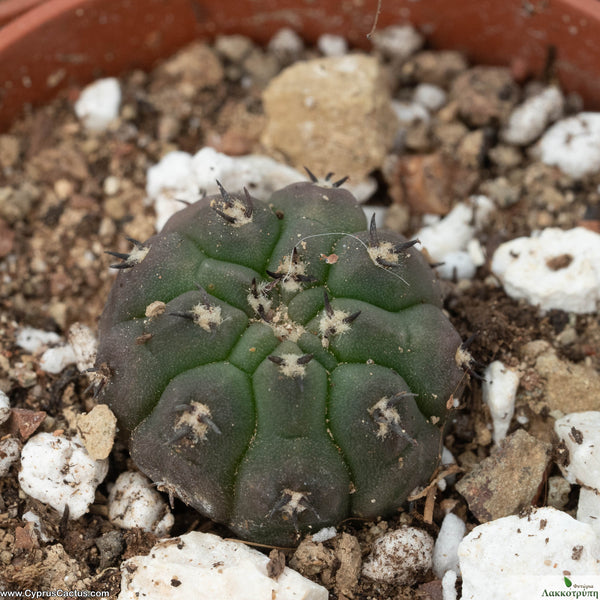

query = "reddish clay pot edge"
[0,0,46,27]
[1,0,599,131]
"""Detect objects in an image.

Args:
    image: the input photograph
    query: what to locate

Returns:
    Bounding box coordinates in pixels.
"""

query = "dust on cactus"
[95,173,468,546]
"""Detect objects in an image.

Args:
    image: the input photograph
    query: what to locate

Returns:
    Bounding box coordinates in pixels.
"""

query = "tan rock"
[76,404,117,460]
[0,134,20,168]
[290,538,336,579]
[402,51,468,88]
[332,533,362,598]
[261,55,397,179]
[521,340,600,413]
[155,42,223,89]
[40,544,90,590]
[456,129,486,169]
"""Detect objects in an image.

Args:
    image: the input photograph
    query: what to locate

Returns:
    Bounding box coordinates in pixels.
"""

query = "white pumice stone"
[311,526,337,543]
[146,150,196,198]
[365,206,387,230]
[148,147,306,231]
[191,148,305,202]
[74,77,122,132]
[441,446,455,467]
[0,390,11,424]
[438,446,457,492]
[0,437,20,477]
[370,25,424,60]
[434,250,477,280]
[502,86,564,146]
[416,195,494,277]
[18,433,108,519]
[146,151,199,231]
[391,100,430,125]
[482,361,519,444]
[576,487,600,536]
[16,327,61,353]
[413,83,447,112]
[491,227,600,313]
[148,147,378,231]
[108,471,174,538]
[515,413,529,425]
[555,412,600,490]
[317,34,348,57]
[348,177,378,203]
[267,28,305,58]
[39,344,77,374]
[433,513,466,578]
[362,526,434,585]
[68,322,98,372]
[466,238,486,267]
[441,569,457,600]
[118,531,328,600]
[459,507,600,599]
[535,112,600,178]
[103,175,121,196]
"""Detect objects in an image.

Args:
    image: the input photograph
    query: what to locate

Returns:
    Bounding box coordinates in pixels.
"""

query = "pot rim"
[0,0,46,27]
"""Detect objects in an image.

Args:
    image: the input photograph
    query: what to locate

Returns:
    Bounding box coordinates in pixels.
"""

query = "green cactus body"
[96,180,465,546]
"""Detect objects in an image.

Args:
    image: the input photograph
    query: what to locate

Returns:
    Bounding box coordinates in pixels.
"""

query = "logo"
[540,575,600,598]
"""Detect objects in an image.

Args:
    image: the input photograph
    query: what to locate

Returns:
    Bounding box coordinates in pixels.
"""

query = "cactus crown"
[96,179,465,546]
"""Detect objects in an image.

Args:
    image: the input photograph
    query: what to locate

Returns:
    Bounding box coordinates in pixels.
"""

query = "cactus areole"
[96,178,466,546]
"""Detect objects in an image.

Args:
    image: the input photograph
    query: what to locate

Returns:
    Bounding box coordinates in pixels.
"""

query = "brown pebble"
[14,523,38,552]
[456,429,552,522]
[266,548,286,580]
[8,408,46,440]
[418,579,444,600]
[387,153,456,215]
[451,66,519,127]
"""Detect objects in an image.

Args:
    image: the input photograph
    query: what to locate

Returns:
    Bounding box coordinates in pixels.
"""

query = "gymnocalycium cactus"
[96,175,467,546]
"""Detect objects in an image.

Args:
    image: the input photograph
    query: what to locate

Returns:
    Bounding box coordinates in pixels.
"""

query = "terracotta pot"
[1,0,599,131]
[0,0,46,27]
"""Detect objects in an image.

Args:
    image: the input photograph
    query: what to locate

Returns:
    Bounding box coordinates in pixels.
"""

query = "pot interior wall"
[0,0,599,130]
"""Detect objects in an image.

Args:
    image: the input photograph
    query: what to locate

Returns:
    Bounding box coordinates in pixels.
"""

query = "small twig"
[407,464,463,502]
[423,485,437,524]
[367,0,383,39]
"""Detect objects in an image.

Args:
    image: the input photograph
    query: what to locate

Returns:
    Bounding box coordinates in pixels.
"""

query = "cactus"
[95,176,467,546]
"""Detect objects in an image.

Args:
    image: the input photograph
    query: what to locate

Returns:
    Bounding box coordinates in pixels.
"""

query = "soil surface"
[1,28,599,600]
